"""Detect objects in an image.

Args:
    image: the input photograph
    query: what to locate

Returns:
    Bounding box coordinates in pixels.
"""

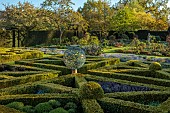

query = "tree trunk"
[12,30,15,47]
[59,30,64,45]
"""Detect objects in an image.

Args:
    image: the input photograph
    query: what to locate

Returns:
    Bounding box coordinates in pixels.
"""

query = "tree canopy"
[0,0,169,46]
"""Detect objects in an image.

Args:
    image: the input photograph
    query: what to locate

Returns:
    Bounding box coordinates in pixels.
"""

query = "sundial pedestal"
[72,69,77,74]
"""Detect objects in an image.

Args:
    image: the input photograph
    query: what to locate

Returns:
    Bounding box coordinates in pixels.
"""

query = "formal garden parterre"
[0,48,170,113]
[0,0,170,112]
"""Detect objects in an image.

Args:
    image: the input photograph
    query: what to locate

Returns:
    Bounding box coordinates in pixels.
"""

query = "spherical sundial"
[63,45,86,73]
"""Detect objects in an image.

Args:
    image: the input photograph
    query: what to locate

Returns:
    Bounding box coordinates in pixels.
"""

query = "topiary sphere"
[68,108,76,113]
[48,99,61,108]
[64,102,77,110]
[63,46,86,69]
[35,102,53,113]
[22,105,35,113]
[79,81,104,99]
[49,107,68,113]
[149,62,162,71]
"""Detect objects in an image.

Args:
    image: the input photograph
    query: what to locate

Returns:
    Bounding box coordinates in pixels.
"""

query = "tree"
[67,11,88,37]
[1,2,48,46]
[41,0,74,44]
[78,0,113,37]
[114,0,169,30]
[110,0,167,32]
[110,6,137,33]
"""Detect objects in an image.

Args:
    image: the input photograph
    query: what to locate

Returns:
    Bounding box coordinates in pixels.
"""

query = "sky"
[0,0,119,10]
[0,0,169,11]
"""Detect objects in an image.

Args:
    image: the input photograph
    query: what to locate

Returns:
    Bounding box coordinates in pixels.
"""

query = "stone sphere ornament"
[63,45,86,73]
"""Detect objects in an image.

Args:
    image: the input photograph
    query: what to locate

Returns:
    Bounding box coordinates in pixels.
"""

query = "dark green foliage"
[22,105,35,113]
[149,62,162,71]
[6,102,24,110]
[35,102,53,113]
[79,81,104,99]
[49,107,68,113]
[82,44,103,56]
[48,99,61,108]
[68,108,76,113]
[126,60,148,67]
[64,102,77,110]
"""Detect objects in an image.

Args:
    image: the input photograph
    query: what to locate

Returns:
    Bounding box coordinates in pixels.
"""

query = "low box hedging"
[0,72,58,89]
[163,68,170,73]
[81,99,104,113]
[0,50,44,63]
[37,83,78,94]
[98,97,166,113]
[46,74,75,87]
[104,91,170,107]
[99,64,146,70]
[0,71,43,77]
[85,74,168,91]
[125,60,148,68]
[15,57,119,75]
[87,70,170,88]
[116,69,170,80]
[35,60,65,65]
[0,75,15,80]
[158,97,170,112]
[15,61,71,75]
[75,74,87,88]
[0,82,78,95]
[0,82,39,95]
[0,105,23,113]
[10,64,62,75]
[79,58,120,73]
[0,93,78,107]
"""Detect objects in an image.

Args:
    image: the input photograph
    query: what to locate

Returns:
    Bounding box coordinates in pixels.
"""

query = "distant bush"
[81,44,103,56]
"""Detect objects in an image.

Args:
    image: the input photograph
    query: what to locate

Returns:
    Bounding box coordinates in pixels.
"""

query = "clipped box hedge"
[81,99,104,113]
[0,71,43,77]
[87,69,170,88]
[35,59,65,65]
[45,74,76,87]
[105,91,170,107]
[0,82,78,96]
[15,61,71,75]
[0,50,44,63]
[115,69,170,80]
[0,105,23,113]
[9,64,62,75]
[98,97,166,113]
[85,74,169,91]
[0,72,58,89]
[0,93,79,107]
[75,74,87,88]
[79,58,120,73]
